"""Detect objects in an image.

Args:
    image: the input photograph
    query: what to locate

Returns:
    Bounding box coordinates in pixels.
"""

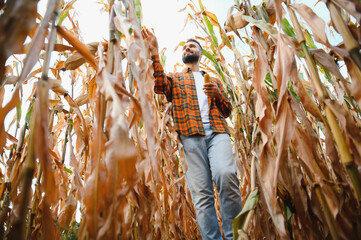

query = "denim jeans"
[180,123,242,240]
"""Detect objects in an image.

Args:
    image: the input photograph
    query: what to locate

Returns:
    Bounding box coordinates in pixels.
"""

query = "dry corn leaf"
[224,8,249,33]
[74,93,89,106]
[49,98,61,108]
[291,4,330,46]
[3,76,19,85]
[0,89,20,154]
[332,0,361,23]
[113,0,159,178]
[64,42,99,70]
[344,58,361,107]
[202,10,220,26]
[2,0,361,239]
[49,78,68,95]
[58,193,77,228]
[53,43,74,52]
[14,0,58,87]
[57,26,98,70]
[0,0,38,79]
[273,35,296,190]
[326,99,361,160]
[35,81,59,205]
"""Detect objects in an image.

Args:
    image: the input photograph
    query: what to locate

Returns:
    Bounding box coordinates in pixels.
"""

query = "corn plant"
[0,0,361,239]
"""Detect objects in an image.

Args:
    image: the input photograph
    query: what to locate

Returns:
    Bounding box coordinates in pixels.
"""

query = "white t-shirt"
[193,72,209,123]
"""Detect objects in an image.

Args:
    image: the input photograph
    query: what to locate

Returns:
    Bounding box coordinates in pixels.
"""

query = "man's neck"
[184,62,200,72]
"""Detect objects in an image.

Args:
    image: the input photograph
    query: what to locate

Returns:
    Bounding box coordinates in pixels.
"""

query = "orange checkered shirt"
[152,55,232,136]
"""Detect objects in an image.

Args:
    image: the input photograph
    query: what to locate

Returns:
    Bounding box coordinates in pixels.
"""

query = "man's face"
[182,41,201,64]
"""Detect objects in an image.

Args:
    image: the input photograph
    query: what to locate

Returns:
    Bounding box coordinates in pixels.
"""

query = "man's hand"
[203,81,222,100]
[141,27,159,56]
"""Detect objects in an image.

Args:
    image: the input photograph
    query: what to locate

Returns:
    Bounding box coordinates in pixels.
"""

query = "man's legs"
[180,133,223,240]
[180,124,242,240]
[207,127,243,240]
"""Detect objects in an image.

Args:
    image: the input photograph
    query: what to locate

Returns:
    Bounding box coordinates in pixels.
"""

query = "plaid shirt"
[152,55,232,136]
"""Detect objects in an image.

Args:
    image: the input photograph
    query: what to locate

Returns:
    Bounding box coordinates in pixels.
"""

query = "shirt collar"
[182,67,207,76]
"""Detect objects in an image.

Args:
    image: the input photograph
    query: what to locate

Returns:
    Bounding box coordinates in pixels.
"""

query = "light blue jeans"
[180,123,242,240]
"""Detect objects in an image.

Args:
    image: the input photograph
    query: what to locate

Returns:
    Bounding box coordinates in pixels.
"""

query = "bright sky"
[65,0,238,71]
[54,0,333,71]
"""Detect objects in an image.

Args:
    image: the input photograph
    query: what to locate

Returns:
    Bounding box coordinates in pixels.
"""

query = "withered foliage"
[0,0,361,240]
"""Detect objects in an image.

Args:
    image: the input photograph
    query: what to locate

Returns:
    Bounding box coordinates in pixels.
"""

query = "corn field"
[1,0,361,239]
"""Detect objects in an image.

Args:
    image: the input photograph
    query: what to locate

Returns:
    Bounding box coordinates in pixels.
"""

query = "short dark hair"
[186,38,203,51]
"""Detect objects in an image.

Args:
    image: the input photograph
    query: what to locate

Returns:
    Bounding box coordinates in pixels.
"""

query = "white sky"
[65,0,239,71]
[52,0,333,71]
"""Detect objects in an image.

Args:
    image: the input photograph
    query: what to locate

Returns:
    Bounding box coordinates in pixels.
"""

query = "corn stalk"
[287,0,361,202]
[1,0,361,239]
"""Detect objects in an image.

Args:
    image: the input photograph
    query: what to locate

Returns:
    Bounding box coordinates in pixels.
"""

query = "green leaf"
[199,0,204,11]
[202,49,226,82]
[304,29,317,49]
[264,72,273,88]
[58,9,69,26]
[258,4,270,23]
[318,64,333,84]
[69,118,74,133]
[202,49,218,66]
[282,18,296,40]
[160,55,167,67]
[288,80,300,102]
[115,30,123,41]
[133,0,142,28]
[25,103,34,126]
[65,168,73,174]
[128,26,133,35]
[16,102,21,126]
[203,14,218,47]
[232,190,259,239]
[242,15,278,39]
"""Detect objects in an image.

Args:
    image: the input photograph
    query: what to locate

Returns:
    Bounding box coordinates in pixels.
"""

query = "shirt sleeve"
[151,55,173,102]
[213,77,232,118]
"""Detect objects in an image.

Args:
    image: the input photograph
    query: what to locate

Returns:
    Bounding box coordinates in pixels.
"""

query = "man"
[141,28,242,240]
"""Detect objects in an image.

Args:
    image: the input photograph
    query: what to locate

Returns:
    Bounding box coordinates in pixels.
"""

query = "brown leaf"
[64,42,99,70]
[58,193,77,228]
[57,26,98,70]
[252,28,288,237]
[326,99,361,162]
[113,0,159,178]
[344,59,361,107]
[293,77,323,121]
[74,93,89,106]
[291,4,329,46]
[53,43,74,52]
[3,76,19,85]
[332,0,361,23]
[68,129,84,200]
[273,0,285,25]
[273,35,297,186]
[310,49,345,80]
[224,8,249,33]
[0,0,38,79]
[49,78,68,95]
[0,88,20,154]
[83,162,108,238]
[14,0,58,87]
[35,81,58,205]
[54,61,65,70]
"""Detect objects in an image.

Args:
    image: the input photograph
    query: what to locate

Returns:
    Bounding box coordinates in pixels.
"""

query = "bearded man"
[142,28,242,240]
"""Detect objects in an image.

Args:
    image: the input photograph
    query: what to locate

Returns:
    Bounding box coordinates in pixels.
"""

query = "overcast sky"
[63,0,238,70]
[55,0,332,70]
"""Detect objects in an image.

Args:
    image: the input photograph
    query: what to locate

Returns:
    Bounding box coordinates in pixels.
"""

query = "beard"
[182,52,200,64]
